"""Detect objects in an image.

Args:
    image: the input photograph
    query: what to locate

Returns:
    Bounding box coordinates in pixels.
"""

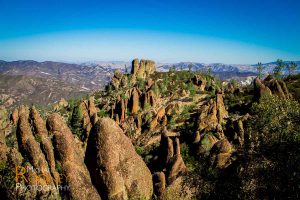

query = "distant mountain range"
[0,59,299,108]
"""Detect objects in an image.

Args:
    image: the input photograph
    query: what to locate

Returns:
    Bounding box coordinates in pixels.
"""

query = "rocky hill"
[0,60,114,108]
[0,58,300,199]
[1,60,298,109]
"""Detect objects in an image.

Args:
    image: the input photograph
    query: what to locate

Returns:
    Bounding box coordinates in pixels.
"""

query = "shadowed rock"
[30,106,60,185]
[210,139,233,168]
[85,117,153,200]
[17,107,58,198]
[47,113,101,200]
[153,172,166,199]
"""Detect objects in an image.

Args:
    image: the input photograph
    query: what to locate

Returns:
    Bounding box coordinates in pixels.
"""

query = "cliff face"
[1,58,299,200]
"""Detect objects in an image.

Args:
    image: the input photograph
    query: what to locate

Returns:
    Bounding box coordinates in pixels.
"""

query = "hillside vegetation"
[0,58,300,200]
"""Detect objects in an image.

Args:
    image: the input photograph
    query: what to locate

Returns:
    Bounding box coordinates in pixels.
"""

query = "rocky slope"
[0,58,300,199]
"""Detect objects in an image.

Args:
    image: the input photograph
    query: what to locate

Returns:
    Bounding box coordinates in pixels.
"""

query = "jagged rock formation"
[254,76,292,101]
[2,58,299,199]
[226,113,250,147]
[111,69,124,89]
[131,58,156,80]
[131,87,141,114]
[71,96,98,141]
[0,107,9,163]
[196,96,228,133]
[30,106,60,185]
[15,106,59,199]
[159,129,187,184]
[47,113,101,200]
[192,74,206,91]
[210,139,233,168]
[85,117,153,200]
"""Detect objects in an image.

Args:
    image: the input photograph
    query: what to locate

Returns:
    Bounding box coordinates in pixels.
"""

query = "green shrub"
[251,94,300,144]
[98,109,109,118]
[181,143,198,171]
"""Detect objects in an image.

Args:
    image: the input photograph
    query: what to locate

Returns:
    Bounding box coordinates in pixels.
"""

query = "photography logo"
[15,165,69,192]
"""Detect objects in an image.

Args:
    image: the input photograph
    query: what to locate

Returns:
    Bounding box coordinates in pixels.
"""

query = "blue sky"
[0,0,300,64]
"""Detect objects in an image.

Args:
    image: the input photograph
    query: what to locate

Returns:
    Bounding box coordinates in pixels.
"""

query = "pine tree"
[257,62,263,78]
[273,59,285,79]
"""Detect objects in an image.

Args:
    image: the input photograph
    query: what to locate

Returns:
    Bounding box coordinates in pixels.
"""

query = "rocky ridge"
[0,58,299,199]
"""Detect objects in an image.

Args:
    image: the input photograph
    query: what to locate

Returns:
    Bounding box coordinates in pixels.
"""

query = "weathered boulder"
[111,69,123,89]
[153,172,166,199]
[266,79,287,99]
[47,113,101,200]
[131,59,156,80]
[216,93,228,124]
[131,87,140,114]
[88,96,97,117]
[30,106,60,185]
[0,108,8,163]
[17,109,58,198]
[131,58,140,75]
[253,78,272,101]
[192,75,206,91]
[157,107,166,120]
[144,60,156,76]
[11,108,19,125]
[210,139,233,168]
[159,129,187,185]
[197,100,218,131]
[85,118,153,200]
[166,138,187,184]
[160,130,174,167]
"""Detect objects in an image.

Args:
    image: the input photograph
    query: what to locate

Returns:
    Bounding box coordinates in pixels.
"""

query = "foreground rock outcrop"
[85,117,153,200]
[47,113,101,200]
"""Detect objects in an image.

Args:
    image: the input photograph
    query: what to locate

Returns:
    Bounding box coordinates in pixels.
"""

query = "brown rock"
[90,113,98,126]
[192,75,206,91]
[278,80,291,98]
[166,154,187,185]
[88,96,97,117]
[111,70,123,89]
[131,58,140,75]
[254,78,272,101]
[147,78,155,89]
[30,106,60,185]
[85,118,153,200]
[144,60,156,76]
[266,79,286,99]
[131,87,140,114]
[17,112,58,198]
[197,100,218,131]
[210,139,232,168]
[153,172,166,198]
[47,113,101,200]
[137,60,146,79]
[160,130,174,167]
[132,59,156,79]
[120,75,128,87]
[0,108,8,163]
[157,107,166,120]
[216,93,228,124]
[11,108,19,125]
[150,115,159,131]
